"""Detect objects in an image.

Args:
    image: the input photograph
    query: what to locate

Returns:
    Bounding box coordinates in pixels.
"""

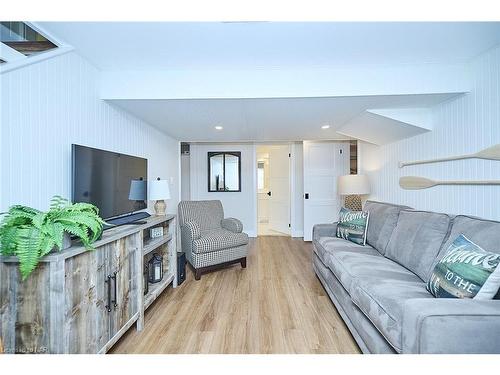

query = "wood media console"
[0,215,177,354]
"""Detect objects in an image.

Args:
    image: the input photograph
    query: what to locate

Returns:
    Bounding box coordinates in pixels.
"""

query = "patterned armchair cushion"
[192,229,249,254]
[182,220,201,240]
[221,217,243,233]
[178,200,224,231]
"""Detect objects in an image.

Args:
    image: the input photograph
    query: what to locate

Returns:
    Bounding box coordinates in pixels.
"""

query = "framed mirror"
[208,152,241,192]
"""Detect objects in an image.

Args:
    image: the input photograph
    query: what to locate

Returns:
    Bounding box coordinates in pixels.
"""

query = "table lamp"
[338,174,370,211]
[149,177,171,216]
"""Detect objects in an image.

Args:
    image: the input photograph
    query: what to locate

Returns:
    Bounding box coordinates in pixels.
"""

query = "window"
[208,152,241,192]
[0,22,57,59]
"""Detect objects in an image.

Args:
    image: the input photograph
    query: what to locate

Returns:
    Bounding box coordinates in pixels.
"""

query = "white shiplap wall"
[359,44,500,220]
[0,52,180,213]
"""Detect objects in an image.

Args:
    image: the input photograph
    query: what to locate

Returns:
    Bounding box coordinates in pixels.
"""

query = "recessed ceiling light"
[215,126,223,130]
[321,125,330,129]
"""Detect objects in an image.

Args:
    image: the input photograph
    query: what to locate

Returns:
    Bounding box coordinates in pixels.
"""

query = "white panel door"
[303,141,349,241]
[268,146,290,235]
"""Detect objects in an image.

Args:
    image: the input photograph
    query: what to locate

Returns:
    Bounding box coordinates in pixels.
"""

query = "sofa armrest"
[221,217,243,233]
[402,298,500,354]
[312,223,338,242]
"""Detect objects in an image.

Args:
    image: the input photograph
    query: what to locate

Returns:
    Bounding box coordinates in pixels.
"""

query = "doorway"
[256,145,291,236]
[303,141,350,241]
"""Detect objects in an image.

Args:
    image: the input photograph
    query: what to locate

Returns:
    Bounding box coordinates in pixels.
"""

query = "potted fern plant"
[0,196,106,280]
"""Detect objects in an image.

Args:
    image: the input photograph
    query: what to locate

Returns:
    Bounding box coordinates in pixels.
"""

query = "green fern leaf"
[0,226,18,255]
[16,227,42,280]
[50,195,70,210]
[1,198,104,279]
[32,212,47,230]
[39,221,64,250]
[60,222,91,248]
[66,202,99,215]
[39,235,56,257]
[55,211,103,242]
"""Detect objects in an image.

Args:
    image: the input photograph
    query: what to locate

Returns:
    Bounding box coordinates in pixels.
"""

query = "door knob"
[305,193,309,199]
[267,191,272,197]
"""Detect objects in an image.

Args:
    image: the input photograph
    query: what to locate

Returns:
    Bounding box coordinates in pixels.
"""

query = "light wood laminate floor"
[111,236,360,354]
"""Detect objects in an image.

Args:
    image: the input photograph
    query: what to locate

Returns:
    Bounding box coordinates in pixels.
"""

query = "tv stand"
[105,211,151,228]
[1,215,177,353]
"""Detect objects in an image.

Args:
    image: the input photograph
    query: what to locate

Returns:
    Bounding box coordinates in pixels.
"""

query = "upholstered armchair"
[178,200,249,280]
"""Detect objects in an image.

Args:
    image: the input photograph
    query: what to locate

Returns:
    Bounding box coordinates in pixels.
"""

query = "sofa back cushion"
[178,200,224,231]
[364,201,411,254]
[385,210,452,281]
[431,216,500,274]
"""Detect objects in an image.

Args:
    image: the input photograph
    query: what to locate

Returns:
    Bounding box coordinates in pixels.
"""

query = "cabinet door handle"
[105,275,112,312]
[111,271,118,310]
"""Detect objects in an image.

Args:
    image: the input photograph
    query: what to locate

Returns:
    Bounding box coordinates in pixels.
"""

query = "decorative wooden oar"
[399,144,500,168]
[400,176,500,190]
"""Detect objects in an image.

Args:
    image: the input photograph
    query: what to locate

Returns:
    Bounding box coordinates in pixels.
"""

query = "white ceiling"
[39,22,500,70]
[110,93,459,142]
[37,22,499,143]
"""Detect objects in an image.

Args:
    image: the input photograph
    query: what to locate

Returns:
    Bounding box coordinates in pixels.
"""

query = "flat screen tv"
[72,144,148,220]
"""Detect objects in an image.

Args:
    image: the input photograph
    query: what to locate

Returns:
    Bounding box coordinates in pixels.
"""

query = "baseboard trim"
[292,230,304,238]
[246,230,257,238]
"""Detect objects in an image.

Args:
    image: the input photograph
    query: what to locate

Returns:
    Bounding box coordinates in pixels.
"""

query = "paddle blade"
[476,144,500,161]
[399,176,436,190]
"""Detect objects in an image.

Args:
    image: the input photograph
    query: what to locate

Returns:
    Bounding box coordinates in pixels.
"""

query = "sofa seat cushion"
[350,275,433,353]
[315,237,419,295]
[193,228,249,254]
[313,236,368,266]
[385,210,452,282]
[364,201,411,255]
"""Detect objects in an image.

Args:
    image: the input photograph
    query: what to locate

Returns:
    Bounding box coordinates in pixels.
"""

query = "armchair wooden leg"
[194,269,202,280]
[191,257,247,280]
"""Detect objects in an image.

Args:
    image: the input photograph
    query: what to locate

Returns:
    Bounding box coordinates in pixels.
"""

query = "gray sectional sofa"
[312,200,500,354]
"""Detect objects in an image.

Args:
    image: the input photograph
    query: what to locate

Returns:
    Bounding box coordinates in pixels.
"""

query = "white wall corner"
[366,107,433,131]
[336,108,434,146]
[252,143,258,238]
[0,46,74,74]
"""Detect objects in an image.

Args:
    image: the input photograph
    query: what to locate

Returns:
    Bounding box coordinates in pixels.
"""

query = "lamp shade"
[128,179,147,200]
[149,178,171,200]
[338,174,370,195]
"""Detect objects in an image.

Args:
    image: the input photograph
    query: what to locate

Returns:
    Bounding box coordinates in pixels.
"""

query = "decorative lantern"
[143,265,149,295]
[148,253,163,283]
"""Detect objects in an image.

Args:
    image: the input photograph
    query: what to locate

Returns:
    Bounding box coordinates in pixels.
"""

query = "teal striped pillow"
[336,207,370,246]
